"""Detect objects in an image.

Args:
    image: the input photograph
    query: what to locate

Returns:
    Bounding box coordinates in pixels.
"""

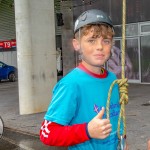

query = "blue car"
[0,61,17,82]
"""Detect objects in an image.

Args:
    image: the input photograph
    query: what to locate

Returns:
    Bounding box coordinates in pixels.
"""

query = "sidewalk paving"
[126,83,150,150]
[0,81,150,150]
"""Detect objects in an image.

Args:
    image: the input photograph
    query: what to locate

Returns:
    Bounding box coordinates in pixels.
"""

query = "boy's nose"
[96,40,103,51]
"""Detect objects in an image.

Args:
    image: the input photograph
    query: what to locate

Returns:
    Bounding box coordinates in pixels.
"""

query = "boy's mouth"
[94,54,105,59]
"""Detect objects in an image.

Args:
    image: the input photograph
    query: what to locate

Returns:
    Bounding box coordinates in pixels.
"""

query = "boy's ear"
[72,39,80,51]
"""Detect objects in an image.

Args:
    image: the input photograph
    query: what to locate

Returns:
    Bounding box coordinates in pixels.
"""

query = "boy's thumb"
[96,107,105,119]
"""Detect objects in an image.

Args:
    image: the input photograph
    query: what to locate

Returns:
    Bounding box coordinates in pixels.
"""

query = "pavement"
[0,80,150,150]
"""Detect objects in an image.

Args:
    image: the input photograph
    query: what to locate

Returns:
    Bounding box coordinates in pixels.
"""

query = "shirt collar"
[77,63,108,78]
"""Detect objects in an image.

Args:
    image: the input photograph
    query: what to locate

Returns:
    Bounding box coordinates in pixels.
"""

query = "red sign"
[0,40,16,49]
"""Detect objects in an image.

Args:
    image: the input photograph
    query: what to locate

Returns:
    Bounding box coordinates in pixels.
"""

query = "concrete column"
[14,0,57,115]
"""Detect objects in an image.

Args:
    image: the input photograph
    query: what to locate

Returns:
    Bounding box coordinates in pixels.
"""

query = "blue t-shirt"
[44,67,122,150]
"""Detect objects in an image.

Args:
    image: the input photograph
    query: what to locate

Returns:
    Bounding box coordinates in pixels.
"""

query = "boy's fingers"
[95,107,105,119]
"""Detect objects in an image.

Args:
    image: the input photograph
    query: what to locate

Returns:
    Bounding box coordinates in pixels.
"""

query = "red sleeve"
[40,120,90,146]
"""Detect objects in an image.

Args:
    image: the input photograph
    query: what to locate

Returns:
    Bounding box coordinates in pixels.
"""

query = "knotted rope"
[106,78,128,139]
[106,0,128,139]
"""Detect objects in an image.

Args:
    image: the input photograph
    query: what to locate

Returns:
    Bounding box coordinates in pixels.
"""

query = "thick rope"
[121,0,126,79]
[106,0,128,139]
[106,78,128,139]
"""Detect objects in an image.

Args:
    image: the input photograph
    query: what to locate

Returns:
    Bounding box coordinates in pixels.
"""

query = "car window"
[0,62,3,68]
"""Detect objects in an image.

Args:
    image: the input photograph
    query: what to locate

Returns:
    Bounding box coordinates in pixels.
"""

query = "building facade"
[0,0,149,84]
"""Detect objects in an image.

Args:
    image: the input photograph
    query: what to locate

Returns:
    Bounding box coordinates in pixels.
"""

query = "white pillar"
[14,0,57,115]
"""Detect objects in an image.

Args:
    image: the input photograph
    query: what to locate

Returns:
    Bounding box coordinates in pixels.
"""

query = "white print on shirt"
[41,120,51,138]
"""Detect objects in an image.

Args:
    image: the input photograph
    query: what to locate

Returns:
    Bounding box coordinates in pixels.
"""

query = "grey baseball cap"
[74,9,114,33]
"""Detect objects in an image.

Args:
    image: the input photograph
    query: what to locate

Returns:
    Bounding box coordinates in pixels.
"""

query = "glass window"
[140,24,150,34]
[108,38,140,81]
[140,36,150,82]
[0,62,3,68]
[126,24,138,36]
[126,39,139,80]
[107,40,122,78]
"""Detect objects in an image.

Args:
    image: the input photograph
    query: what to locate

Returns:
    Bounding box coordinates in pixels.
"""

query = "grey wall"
[61,1,76,76]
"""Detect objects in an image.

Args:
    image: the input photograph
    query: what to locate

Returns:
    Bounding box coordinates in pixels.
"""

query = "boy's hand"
[87,107,112,139]
[124,141,129,150]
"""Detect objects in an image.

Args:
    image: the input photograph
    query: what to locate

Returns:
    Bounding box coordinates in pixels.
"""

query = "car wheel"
[8,72,16,82]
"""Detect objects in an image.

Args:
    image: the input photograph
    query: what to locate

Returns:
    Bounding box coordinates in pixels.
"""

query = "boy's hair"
[74,24,114,39]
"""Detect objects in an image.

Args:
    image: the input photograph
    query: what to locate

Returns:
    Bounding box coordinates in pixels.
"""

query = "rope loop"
[106,78,128,139]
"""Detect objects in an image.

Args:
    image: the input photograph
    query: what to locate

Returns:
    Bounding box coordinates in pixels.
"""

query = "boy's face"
[73,26,113,68]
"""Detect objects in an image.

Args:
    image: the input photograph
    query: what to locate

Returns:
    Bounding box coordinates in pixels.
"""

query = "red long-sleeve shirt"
[40,120,90,146]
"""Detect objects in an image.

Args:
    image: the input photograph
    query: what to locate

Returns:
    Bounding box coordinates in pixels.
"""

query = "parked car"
[0,61,17,82]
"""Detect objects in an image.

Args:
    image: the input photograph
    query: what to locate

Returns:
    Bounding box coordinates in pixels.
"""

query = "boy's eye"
[88,39,95,43]
[102,39,112,45]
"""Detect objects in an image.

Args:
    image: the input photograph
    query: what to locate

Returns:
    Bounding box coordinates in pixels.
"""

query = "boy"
[40,9,127,150]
